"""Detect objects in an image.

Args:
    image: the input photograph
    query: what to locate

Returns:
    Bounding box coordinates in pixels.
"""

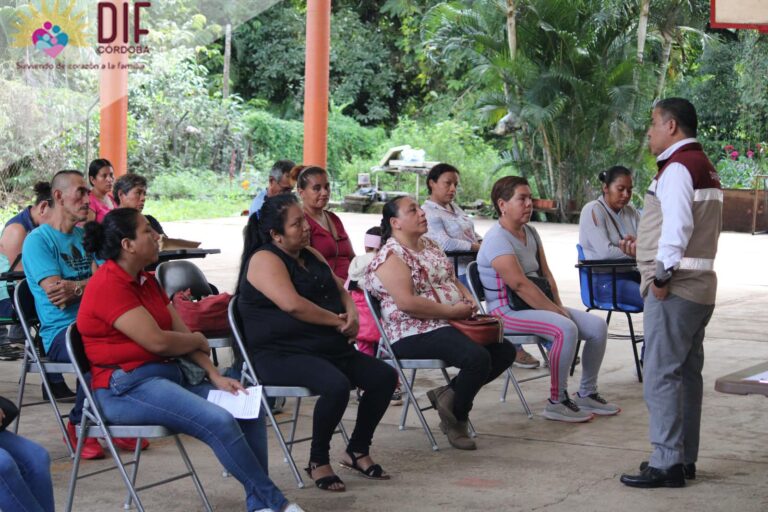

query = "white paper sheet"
[207,386,262,419]
[743,370,768,383]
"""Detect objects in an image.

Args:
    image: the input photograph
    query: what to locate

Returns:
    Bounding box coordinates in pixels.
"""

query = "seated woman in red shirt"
[292,166,355,280]
[77,208,303,512]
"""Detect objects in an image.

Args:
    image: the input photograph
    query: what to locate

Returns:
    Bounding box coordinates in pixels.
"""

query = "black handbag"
[0,396,19,431]
[487,225,555,311]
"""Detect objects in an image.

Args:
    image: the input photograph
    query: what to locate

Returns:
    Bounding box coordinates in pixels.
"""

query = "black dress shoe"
[42,382,77,403]
[640,460,695,479]
[620,463,685,488]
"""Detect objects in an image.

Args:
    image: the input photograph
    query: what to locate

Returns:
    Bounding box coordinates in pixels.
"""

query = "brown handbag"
[426,277,503,346]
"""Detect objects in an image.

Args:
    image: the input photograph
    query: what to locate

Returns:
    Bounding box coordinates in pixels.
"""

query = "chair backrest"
[226,295,262,387]
[465,261,487,313]
[575,243,594,309]
[13,279,45,354]
[156,260,213,299]
[363,289,396,359]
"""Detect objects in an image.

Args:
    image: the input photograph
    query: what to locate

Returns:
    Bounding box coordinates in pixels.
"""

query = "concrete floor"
[3,213,767,511]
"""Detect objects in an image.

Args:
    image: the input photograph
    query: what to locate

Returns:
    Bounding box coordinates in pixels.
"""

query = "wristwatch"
[73,281,83,297]
[653,260,674,288]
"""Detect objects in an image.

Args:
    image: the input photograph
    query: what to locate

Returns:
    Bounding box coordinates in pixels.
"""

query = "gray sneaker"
[543,396,594,423]
[573,392,620,416]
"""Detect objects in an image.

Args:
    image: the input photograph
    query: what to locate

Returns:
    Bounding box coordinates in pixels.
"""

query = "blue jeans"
[0,299,13,319]
[0,430,54,512]
[46,327,86,424]
[93,362,287,512]
[593,273,643,310]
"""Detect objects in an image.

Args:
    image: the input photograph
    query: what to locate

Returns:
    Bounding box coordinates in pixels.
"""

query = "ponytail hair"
[290,165,326,190]
[598,165,632,187]
[379,196,407,245]
[83,208,141,261]
[236,194,300,292]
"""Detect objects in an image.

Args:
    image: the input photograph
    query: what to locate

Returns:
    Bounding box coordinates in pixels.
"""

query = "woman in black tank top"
[237,194,397,493]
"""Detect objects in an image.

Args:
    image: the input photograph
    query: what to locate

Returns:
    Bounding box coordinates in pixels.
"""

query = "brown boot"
[427,385,456,425]
[439,420,476,450]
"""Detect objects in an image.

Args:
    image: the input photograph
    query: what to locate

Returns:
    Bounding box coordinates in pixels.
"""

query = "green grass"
[0,198,248,227]
[143,198,248,222]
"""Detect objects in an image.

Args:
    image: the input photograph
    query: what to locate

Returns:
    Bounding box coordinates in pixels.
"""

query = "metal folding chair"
[465,261,549,418]
[364,289,480,451]
[156,260,231,364]
[64,323,212,512]
[12,279,76,456]
[575,244,644,382]
[227,295,349,488]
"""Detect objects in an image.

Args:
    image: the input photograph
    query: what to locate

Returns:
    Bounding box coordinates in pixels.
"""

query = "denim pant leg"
[45,328,86,423]
[186,377,270,475]
[95,373,288,512]
[0,431,54,512]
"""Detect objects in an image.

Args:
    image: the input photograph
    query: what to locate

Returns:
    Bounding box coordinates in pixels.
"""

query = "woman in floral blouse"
[365,196,516,451]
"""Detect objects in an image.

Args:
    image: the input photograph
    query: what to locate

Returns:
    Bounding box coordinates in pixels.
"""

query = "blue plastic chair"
[575,244,644,382]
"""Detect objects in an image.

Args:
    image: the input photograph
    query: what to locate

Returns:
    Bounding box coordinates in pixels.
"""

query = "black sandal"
[304,463,346,492]
[339,448,390,480]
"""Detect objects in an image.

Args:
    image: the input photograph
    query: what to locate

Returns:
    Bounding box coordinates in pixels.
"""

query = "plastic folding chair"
[465,261,548,418]
[156,260,230,364]
[64,323,212,512]
[227,295,349,488]
[12,279,76,456]
[575,244,644,382]
[364,289,480,451]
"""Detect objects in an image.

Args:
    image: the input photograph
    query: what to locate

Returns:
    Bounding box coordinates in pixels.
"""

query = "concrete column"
[98,0,128,177]
[302,0,331,169]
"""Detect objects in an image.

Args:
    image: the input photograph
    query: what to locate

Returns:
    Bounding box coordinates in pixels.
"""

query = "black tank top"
[237,243,354,359]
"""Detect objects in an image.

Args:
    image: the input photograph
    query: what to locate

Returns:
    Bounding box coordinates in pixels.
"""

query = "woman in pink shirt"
[293,165,355,280]
[86,159,116,223]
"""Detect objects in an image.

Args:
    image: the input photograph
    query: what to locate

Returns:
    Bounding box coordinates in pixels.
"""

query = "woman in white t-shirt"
[477,176,620,423]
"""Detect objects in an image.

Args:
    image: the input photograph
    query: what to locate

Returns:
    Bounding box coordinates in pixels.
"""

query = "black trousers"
[393,327,517,421]
[253,350,397,465]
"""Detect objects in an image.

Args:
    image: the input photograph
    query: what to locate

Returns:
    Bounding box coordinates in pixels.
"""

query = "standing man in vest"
[619,98,722,488]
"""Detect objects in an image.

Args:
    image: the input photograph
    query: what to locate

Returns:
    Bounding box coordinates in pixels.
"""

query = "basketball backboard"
[711,0,768,32]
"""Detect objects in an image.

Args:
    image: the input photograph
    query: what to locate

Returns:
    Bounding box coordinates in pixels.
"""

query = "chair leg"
[101,432,145,512]
[123,437,144,510]
[499,371,511,402]
[397,367,439,451]
[65,418,87,512]
[175,435,213,512]
[38,366,74,457]
[627,313,643,383]
[264,397,304,489]
[286,397,301,456]
[12,349,30,434]
[211,347,219,367]
[398,369,417,430]
[337,420,350,445]
[505,367,533,419]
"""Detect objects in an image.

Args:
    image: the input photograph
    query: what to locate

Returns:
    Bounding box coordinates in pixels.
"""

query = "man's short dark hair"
[113,174,148,205]
[654,98,698,138]
[50,170,84,206]
[269,160,296,181]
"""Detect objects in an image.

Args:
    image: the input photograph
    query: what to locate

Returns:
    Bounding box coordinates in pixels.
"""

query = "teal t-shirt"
[22,224,93,351]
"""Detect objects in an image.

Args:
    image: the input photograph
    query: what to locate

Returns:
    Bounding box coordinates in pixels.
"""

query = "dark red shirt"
[306,211,354,280]
[77,259,169,389]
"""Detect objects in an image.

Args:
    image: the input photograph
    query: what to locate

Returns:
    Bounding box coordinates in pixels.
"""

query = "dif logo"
[97,2,150,45]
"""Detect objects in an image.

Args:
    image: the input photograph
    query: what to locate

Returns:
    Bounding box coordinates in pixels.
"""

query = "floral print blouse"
[365,236,464,343]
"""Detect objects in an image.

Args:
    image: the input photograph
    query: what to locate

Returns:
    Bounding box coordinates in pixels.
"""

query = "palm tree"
[424,0,639,212]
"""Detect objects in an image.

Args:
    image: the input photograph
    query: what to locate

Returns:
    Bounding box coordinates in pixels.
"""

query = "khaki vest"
[635,143,722,305]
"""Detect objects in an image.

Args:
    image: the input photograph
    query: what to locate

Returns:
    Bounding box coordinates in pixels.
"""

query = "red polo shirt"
[307,211,354,280]
[77,259,170,389]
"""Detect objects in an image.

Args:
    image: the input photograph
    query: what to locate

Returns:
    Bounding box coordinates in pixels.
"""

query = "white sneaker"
[543,396,594,423]
[253,504,305,512]
[573,392,620,416]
